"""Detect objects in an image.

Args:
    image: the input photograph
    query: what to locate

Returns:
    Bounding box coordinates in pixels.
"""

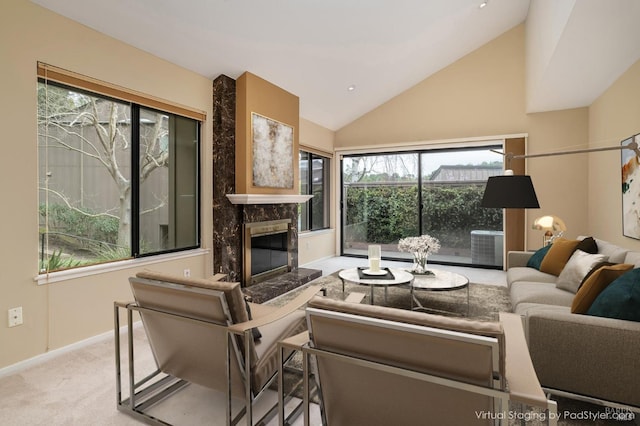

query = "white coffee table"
[338,268,414,305]
[410,269,470,315]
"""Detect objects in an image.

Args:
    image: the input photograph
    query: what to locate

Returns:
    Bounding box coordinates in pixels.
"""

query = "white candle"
[369,257,381,272]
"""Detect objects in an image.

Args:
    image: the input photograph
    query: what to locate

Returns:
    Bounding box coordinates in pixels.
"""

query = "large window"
[341,146,503,267]
[38,76,200,273]
[299,151,330,231]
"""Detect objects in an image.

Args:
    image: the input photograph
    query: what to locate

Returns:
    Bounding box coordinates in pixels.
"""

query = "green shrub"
[39,249,81,272]
[345,184,501,248]
[39,203,119,244]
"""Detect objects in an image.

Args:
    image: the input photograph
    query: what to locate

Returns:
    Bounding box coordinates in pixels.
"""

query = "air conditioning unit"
[471,230,504,267]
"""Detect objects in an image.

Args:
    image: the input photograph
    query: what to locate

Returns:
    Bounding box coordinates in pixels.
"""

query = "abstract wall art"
[621,133,640,239]
[251,112,294,189]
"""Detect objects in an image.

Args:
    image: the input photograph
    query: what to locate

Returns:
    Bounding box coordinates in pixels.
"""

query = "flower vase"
[412,251,429,274]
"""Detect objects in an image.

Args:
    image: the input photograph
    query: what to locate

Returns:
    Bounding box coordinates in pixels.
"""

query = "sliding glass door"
[341,146,504,267]
[342,153,419,259]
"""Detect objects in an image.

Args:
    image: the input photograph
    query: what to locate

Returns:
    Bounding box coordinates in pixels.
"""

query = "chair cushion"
[308,296,503,338]
[555,250,607,294]
[136,270,248,324]
[540,238,580,276]
[251,308,306,392]
[588,268,640,322]
[571,264,633,314]
[244,299,262,340]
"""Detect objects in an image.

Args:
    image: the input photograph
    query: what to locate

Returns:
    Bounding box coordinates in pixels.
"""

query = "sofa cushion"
[526,245,552,270]
[540,238,581,276]
[510,281,575,310]
[594,238,629,263]
[556,250,607,294]
[623,251,640,267]
[513,302,570,317]
[507,267,557,288]
[571,263,634,314]
[588,268,640,322]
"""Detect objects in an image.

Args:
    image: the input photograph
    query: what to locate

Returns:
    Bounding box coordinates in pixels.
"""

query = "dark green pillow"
[587,268,640,322]
[526,244,552,270]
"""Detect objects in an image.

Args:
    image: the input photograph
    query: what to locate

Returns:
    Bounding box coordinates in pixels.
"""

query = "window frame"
[299,150,330,232]
[37,63,203,276]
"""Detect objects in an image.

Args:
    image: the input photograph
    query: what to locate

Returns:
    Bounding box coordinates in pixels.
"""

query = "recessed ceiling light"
[479,1,488,8]
[347,85,356,92]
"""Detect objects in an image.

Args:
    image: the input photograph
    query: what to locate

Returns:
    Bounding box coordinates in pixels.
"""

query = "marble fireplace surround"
[212,74,320,300]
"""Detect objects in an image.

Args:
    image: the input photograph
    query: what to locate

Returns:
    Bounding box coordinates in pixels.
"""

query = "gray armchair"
[114,270,321,425]
[301,296,558,425]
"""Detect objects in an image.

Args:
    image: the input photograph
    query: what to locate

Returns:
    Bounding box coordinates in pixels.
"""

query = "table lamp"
[532,215,566,246]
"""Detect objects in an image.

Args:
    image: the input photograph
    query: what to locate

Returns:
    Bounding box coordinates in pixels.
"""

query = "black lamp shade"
[481,175,540,208]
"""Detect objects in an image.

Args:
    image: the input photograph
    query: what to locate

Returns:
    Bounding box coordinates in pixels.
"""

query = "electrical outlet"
[8,307,23,327]
[183,269,191,277]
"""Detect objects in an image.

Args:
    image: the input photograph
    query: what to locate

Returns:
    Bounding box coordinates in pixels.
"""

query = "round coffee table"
[338,268,414,305]
[410,269,469,315]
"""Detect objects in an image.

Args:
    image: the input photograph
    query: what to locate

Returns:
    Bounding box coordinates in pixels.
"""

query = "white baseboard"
[0,321,142,379]
[300,255,336,268]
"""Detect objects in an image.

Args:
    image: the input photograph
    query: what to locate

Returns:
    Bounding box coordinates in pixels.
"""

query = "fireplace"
[243,219,292,285]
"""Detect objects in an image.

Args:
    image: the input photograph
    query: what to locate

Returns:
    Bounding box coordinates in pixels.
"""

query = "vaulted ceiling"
[32,0,640,130]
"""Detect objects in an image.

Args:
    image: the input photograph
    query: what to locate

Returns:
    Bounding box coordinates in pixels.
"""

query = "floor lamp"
[480,139,640,209]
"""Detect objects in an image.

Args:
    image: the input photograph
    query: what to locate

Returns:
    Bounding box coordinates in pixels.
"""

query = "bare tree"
[343,154,417,183]
[38,83,168,249]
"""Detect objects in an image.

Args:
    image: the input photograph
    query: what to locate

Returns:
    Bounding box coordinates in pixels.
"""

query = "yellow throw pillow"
[539,238,581,276]
[571,263,633,314]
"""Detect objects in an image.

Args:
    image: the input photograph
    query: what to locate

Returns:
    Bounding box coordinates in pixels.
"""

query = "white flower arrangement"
[398,234,440,274]
[398,234,441,255]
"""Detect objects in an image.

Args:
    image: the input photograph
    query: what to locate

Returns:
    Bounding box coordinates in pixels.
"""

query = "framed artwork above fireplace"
[251,112,294,189]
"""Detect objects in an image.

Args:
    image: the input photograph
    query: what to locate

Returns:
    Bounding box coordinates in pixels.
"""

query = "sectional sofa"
[506,237,640,409]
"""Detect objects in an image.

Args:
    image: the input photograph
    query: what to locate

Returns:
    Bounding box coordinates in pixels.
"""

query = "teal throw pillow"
[526,244,552,270]
[587,268,640,322]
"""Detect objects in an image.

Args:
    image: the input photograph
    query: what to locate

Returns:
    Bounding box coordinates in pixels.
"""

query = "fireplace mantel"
[226,194,313,205]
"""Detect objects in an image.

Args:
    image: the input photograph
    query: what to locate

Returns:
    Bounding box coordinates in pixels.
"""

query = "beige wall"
[588,59,640,250]
[0,0,213,369]
[235,72,300,195]
[525,108,590,245]
[300,118,334,154]
[336,25,527,147]
[298,119,337,264]
[335,23,590,252]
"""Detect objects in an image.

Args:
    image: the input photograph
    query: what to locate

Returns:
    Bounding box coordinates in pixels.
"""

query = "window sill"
[299,228,334,237]
[35,248,210,285]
